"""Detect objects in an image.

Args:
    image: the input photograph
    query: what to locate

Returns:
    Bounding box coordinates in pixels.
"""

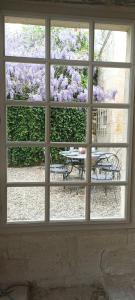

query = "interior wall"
[0,1,135,297]
[0,229,135,288]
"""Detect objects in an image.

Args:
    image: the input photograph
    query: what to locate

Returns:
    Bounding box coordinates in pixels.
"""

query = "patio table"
[59,149,112,179]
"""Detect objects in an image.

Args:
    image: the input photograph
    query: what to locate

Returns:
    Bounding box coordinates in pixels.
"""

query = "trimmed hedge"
[8,107,86,166]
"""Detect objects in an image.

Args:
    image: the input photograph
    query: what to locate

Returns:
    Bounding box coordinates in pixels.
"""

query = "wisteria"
[51,26,89,60]
[93,85,117,102]
[6,63,46,100]
[5,22,117,102]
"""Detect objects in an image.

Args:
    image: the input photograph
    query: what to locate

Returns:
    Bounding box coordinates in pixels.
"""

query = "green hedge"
[8,107,86,166]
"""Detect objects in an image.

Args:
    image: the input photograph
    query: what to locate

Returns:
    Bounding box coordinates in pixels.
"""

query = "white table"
[60,149,110,161]
[60,149,111,178]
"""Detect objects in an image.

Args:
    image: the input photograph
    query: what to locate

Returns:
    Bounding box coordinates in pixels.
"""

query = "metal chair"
[91,153,120,200]
[50,164,69,180]
[92,153,120,181]
[98,153,120,180]
[65,158,85,179]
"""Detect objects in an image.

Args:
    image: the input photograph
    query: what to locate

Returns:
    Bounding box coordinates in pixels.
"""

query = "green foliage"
[50,108,86,163]
[8,107,45,166]
[8,147,44,167]
[7,107,45,142]
[51,108,86,143]
[8,107,86,166]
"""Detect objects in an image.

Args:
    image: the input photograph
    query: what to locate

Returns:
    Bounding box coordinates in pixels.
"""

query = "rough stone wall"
[0,229,135,299]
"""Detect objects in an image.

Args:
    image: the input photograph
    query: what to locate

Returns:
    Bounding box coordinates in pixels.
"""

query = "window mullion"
[50,59,89,66]
[5,56,46,64]
[85,20,94,221]
[92,61,131,68]
[45,17,50,222]
[0,15,7,224]
[126,23,135,221]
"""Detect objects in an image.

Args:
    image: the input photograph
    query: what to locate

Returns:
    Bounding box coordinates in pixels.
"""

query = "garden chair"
[50,164,69,181]
[91,153,121,199]
[65,158,85,179]
[91,153,120,181]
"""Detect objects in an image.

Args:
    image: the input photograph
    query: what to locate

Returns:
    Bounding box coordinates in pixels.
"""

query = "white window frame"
[0,12,135,231]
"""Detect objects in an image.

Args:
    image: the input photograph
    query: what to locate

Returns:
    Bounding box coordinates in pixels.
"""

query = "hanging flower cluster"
[5,23,117,102]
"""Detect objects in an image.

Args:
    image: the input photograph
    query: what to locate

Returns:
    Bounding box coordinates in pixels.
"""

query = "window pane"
[6,63,45,101]
[50,186,85,220]
[50,147,86,182]
[5,17,45,58]
[51,20,89,60]
[51,65,88,102]
[51,108,86,142]
[7,147,45,182]
[91,147,127,182]
[92,108,128,143]
[90,185,126,219]
[7,187,45,222]
[94,23,130,62]
[93,67,130,104]
[7,107,45,142]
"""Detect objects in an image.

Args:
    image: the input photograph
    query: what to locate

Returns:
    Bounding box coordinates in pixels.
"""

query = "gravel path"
[7,166,123,222]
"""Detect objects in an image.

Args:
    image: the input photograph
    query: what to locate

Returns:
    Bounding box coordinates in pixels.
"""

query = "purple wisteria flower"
[5,24,117,103]
[93,85,117,102]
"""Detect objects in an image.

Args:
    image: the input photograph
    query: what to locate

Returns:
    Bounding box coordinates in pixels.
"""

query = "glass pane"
[51,65,88,102]
[93,67,130,104]
[7,107,45,142]
[92,108,128,143]
[5,17,45,58]
[50,147,86,182]
[94,23,130,62]
[50,186,85,220]
[90,185,126,219]
[51,108,86,142]
[7,147,45,182]
[51,20,89,60]
[6,63,45,101]
[91,147,127,182]
[7,187,45,222]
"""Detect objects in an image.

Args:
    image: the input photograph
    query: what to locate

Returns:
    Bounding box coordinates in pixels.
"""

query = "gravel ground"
[7,166,123,222]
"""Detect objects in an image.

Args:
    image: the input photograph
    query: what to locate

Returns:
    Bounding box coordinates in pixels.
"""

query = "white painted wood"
[7,141,46,147]
[92,103,130,109]
[126,23,135,223]
[6,100,48,106]
[85,21,94,221]
[5,100,130,109]
[92,61,131,68]
[6,181,127,187]
[50,58,89,66]
[5,55,46,64]
[0,11,134,227]
[45,17,50,222]
[50,142,88,147]
[91,143,128,148]
[49,101,89,107]
[0,15,7,224]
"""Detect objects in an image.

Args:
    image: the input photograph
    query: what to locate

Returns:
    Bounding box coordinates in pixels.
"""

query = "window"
[0,16,133,226]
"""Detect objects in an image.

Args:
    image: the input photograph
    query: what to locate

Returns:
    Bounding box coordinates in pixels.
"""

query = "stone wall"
[0,229,134,299]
